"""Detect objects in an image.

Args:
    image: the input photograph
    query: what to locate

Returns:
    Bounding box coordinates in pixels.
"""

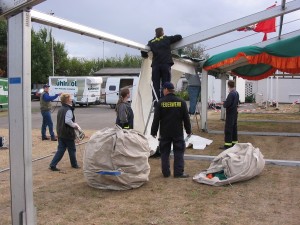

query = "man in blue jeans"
[49,93,80,171]
[40,84,61,141]
[185,73,201,114]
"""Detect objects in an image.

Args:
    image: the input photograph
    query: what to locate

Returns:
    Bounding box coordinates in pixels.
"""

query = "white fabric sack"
[83,125,151,190]
[193,143,265,186]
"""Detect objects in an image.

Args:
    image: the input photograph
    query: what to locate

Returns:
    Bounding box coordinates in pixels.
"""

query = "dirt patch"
[1,107,300,225]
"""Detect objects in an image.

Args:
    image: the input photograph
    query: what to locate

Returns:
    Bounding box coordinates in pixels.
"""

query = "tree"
[178,43,209,60]
[177,43,209,73]
[31,28,52,83]
[53,42,69,75]
[31,28,69,84]
[0,24,143,82]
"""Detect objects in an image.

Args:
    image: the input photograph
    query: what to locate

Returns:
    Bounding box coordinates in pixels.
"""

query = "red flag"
[253,4,276,33]
[237,4,276,41]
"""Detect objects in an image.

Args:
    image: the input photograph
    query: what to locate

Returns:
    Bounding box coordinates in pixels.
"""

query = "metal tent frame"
[1,0,300,224]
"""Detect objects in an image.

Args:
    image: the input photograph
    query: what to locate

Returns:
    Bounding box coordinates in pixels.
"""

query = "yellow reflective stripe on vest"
[151,36,164,43]
[224,142,232,146]
[161,102,182,108]
[232,141,238,144]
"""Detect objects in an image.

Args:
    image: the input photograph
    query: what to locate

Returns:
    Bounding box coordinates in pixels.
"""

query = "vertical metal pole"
[8,11,36,225]
[49,11,55,76]
[102,41,104,68]
[276,76,279,109]
[270,76,273,104]
[220,74,227,120]
[266,77,269,108]
[201,70,208,131]
[51,30,54,76]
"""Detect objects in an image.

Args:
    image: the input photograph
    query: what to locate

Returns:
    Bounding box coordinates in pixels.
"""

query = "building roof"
[94,68,141,76]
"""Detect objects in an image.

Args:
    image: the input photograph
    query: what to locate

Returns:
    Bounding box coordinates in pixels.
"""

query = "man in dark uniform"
[220,80,239,150]
[151,82,191,178]
[141,27,182,103]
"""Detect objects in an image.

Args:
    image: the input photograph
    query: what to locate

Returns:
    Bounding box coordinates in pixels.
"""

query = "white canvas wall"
[208,75,221,103]
[248,77,300,103]
[236,77,246,103]
[132,58,196,134]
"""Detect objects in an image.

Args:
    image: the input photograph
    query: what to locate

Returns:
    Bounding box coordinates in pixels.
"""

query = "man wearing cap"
[151,82,191,178]
[40,84,61,141]
[141,27,182,103]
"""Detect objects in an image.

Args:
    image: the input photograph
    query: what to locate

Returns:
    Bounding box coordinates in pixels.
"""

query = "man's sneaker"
[51,137,57,141]
[174,173,189,178]
[72,165,81,169]
[42,137,50,140]
[49,166,60,171]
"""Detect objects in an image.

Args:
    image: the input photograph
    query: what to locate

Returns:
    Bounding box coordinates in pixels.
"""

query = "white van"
[49,76,103,106]
[105,76,139,108]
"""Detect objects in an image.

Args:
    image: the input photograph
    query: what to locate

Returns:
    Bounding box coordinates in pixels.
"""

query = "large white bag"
[83,125,151,190]
[193,143,265,186]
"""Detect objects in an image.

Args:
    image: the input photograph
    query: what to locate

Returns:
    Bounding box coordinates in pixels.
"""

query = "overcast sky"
[33,0,299,59]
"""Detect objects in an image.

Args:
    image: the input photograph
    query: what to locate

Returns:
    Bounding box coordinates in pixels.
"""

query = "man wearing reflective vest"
[151,82,191,178]
[221,80,239,150]
[141,27,182,104]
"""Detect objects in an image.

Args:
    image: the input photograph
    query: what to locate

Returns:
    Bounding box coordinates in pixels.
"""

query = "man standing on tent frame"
[220,80,239,150]
[141,27,182,105]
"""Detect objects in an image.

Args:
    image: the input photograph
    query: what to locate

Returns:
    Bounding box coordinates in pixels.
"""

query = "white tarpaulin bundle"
[193,143,265,186]
[146,133,213,152]
[83,125,151,190]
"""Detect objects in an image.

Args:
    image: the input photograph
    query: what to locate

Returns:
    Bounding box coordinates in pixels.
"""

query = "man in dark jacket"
[141,27,182,103]
[221,80,239,150]
[151,82,191,178]
[49,93,81,171]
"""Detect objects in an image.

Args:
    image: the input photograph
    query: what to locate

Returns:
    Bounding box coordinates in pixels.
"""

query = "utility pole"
[102,41,104,68]
[49,11,54,76]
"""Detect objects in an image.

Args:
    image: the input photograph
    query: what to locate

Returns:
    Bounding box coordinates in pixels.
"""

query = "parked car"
[31,88,43,101]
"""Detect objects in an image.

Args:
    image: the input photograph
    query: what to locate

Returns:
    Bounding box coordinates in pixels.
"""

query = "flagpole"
[278,0,285,39]
[50,11,54,76]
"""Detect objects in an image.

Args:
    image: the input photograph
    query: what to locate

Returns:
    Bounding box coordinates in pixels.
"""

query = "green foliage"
[3,26,143,83]
[175,90,189,101]
[245,94,255,103]
[178,43,209,59]
[61,54,143,77]
[176,43,209,73]
[31,28,53,83]
[0,20,7,76]
[31,28,70,83]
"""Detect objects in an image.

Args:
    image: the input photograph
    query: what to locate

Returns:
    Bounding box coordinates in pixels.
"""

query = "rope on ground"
[0,153,54,173]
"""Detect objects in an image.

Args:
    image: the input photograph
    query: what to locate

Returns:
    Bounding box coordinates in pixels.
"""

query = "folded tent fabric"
[193,143,265,186]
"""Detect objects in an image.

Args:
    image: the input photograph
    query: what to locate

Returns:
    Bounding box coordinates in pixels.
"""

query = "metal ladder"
[143,82,159,135]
